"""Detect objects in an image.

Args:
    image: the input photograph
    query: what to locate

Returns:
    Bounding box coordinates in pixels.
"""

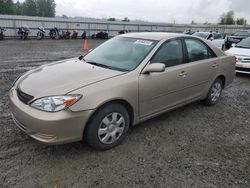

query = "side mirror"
[209,37,214,41]
[231,43,236,47]
[78,55,84,60]
[142,63,166,74]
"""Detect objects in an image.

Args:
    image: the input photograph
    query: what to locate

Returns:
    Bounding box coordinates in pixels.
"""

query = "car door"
[184,38,219,101]
[139,39,188,119]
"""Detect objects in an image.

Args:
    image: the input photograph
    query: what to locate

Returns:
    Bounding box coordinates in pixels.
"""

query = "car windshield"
[83,37,157,71]
[192,32,209,39]
[213,33,223,39]
[236,38,250,49]
[233,31,250,37]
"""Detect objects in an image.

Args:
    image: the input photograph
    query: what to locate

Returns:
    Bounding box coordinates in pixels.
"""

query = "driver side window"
[151,40,183,67]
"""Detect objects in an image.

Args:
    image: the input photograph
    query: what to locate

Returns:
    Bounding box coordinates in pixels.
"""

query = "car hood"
[226,47,250,57]
[17,58,125,97]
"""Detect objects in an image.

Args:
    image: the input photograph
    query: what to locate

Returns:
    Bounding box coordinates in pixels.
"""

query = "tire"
[84,103,130,150]
[203,78,223,106]
[221,44,225,51]
[37,33,42,40]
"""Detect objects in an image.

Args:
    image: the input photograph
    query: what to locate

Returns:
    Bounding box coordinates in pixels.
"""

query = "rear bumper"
[9,88,94,144]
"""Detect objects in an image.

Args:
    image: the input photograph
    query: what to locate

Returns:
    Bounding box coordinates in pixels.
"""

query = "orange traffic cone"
[83,39,89,52]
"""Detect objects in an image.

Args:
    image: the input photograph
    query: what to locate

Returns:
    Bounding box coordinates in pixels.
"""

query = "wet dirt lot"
[0,39,249,188]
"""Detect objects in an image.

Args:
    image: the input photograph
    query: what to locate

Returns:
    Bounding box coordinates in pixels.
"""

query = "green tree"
[122,17,130,22]
[0,0,15,15]
[14,0,23,15]
[62,14,68,18]
[23,0,37,16]
[236,17,247,25]
[219,10,235,25]
[37,0,55,17]
[108,17,116,21]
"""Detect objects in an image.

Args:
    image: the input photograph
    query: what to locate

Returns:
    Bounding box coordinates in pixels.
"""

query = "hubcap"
[98,112,125,144]
[211,82,222,102]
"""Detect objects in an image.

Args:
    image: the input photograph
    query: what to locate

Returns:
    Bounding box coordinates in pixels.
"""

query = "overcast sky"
[17,0,250,24]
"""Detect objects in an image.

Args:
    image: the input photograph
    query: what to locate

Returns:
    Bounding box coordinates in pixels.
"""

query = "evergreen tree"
[0,0,15,15]
[14,0,23,15]
[37,0,55,17]
[219,11,235,25]
[22,0,37,16]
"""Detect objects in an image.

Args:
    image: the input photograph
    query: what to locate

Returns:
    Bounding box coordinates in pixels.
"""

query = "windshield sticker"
[134,40,153,46]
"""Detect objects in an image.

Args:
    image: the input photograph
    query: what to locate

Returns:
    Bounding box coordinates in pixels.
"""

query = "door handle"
[179,71,187,77]
[212,62,218,67]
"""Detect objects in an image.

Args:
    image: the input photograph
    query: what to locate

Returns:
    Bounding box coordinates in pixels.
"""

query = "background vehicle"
[0,27,5,40]
[10,33,235,150]
[225,37,250,74]
[192,31,225,49]
[17,25,30,40]
[183,29,194,35]
[49,27,60,39]
[118,30,128,35]
[71,30,78,39]
[37,26,45,40]
[225,30,250,49]
[92,31,108,39]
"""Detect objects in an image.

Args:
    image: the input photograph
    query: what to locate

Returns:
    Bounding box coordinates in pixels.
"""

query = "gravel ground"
[0,39,249,188]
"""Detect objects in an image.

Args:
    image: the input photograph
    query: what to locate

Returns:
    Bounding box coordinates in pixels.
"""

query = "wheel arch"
[83,99,135,137]
[217,75,226,88]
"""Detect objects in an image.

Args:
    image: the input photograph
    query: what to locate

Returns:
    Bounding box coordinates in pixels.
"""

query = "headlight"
[30,95,81,112]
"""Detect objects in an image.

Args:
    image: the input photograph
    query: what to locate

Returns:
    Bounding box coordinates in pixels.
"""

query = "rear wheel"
[84,103,130,150]
[204,78,223,106]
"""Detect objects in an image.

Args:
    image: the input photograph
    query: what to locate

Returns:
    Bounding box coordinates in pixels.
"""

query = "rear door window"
[185,39,216,62]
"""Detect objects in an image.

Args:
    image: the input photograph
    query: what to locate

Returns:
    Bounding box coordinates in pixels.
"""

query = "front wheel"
[84,103,130,150]
[203,78,223,106]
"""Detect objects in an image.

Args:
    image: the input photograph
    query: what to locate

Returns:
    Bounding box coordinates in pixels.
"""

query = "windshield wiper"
[85,61,128,72]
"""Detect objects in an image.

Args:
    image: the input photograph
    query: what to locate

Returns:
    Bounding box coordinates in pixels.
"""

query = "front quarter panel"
[68,71,140,124]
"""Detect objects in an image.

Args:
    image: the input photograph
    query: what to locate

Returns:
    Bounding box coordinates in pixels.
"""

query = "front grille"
[17,88,34,104]
[236,67,250,72]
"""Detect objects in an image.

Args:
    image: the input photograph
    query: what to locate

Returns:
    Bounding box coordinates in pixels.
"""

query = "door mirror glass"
[142,63,165,74]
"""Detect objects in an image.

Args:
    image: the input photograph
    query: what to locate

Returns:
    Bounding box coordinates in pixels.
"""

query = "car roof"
[194,32,210,34]
[120,32,187,41]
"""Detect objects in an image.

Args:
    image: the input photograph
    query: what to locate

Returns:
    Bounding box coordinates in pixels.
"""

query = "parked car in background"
[192,32,225,49]
[9,33,235,150]
[118,30,128,35]
[17,25,30,40]
[0,27,5,40]
[183,29,194,35]
[92,31,108,39]
[225,30,250,49]
[225,37,250,74]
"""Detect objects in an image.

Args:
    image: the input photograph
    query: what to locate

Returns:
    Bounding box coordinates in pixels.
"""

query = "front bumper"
[236,62,250,74]
[9,88,94,144]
